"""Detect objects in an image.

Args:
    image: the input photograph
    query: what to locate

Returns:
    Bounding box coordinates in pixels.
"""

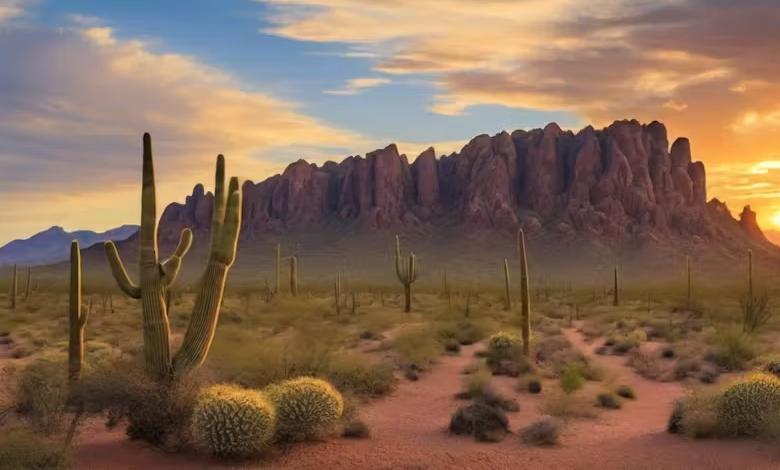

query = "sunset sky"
[1,0,779,246]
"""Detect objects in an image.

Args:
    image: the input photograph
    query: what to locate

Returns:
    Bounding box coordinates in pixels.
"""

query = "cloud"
[663,100,689,112]
[0,0,35,22]
[0,24,368,243]
[323,77,391,95]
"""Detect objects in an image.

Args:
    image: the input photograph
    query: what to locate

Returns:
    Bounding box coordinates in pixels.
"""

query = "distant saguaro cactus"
[69,240,89,383]
[24,267,31,300]
[503,259,511,311]
[334,269,342,315]
[613,266,620,307]
[104,133,241,381]
[290,256,298,296]
[517,229,531,357]
[9,264,16,309]
[394,235,418,313]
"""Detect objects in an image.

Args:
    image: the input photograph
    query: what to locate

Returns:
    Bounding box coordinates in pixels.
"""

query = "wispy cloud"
[0,0,35,22]
[663,100,689,112]
[323,76,391,95]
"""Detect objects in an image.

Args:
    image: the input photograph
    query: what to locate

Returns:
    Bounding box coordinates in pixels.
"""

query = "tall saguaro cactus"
[612,265,620,307]
[9,264,16,309]
[69,240,89,383]
[503,259,511,311]
[104,133,241,381]
[289,256,298,296]
[394,235,418,313]
[517,229,531,357]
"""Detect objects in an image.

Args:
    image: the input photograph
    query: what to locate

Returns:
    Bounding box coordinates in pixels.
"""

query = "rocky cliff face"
[157,120,763,246]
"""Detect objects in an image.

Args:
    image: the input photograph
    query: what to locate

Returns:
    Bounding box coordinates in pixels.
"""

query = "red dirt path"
[73,326,780,470]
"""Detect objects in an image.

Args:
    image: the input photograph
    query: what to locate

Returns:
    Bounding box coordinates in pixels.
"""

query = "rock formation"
[158,120,766,246]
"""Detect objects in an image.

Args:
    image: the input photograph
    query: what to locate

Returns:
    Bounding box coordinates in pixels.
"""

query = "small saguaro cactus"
[748,248,754,298]
[503,259,511,311]
[613,265,620,307]
[69,240,89,383]
[517,229,531,357]
[104,133,242,381]
[290,256,298,296]
[275,243,281,294]
[394,235,418,313]
[334,269,342,315]
[9,264,17,309]
[24,267,31,300]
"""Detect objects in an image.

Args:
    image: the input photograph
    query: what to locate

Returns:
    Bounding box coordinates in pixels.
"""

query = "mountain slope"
[0,225,139,267]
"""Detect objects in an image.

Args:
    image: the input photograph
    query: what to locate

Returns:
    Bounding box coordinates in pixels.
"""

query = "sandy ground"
[72,324,780,470]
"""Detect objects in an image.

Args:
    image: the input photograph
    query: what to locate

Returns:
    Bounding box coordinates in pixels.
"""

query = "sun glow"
[771,210,780,228]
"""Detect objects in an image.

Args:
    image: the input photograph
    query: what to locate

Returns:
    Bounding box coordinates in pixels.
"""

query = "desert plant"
[740,293,771,333]
[263,377,344,442]
[612,265,619,306]
[24,266,31,300]
[706,326,758,371]
[595,392,621,409]
[9,264,17,309]
[334,269,342,315]
[0,423,71,469]
[503,259,511,311]
[449,402,510,442]
[103,133,241,381]
[615,384,636,399]
[560,363,585,394]
[191,384,276,458]
[68,240,89,384]
[518,229,531,356]
[717,372,780,437]
[527,378,542,394]
[394,235,419,313]
[289,256,298,296]
[15,354,71,435]
[342,419,370,439]
[521,417,563,446]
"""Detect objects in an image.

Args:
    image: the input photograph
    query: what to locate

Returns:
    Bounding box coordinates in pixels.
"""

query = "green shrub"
[325,355,396,397]
[560,363,585,395]
[0,423,70,469]
[263,377,344,442]
[191,384,276,458]
[718,373,780,437]
[706,327,758,371]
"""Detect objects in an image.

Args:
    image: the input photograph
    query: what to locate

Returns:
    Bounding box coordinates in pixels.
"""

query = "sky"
[0,0,779,245]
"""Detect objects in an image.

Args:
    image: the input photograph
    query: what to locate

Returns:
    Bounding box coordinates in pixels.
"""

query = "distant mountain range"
[0,225,139,267]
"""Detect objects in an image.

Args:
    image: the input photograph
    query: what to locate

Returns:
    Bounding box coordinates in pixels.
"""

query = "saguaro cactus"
[334,269,342,315]
[613,265,620,307]
[518,229,531,357]
[24,267,31,300]
[394,235,418,313]
[9,264,16,309]
[290,256,298,296]
[104,133,241,381]
[69,240,89,383]
[503,259,511,311]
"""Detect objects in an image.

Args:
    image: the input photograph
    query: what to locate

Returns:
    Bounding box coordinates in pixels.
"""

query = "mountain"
[0,225,139,267]
[73,119,780,285]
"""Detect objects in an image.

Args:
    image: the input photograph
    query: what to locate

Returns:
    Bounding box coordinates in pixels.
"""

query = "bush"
[661,347,676,359]
[459,368,519,412]
[263,377,344,442]
[191,384,276,458]
[521,417,563,446]
[595,393,621,409]
[560,363,585,394]
[615,385,635,399]
[15,354,70,435]
[528,379,542,394]
[0,423,70,469]
[449,402,510,442]
[342,419,371,439]
[325,355,396,397]
[718,373,780,437]
[705,327,758,371]
[443,338,461,353]
[668,388,721,438]
[486,332,522,362]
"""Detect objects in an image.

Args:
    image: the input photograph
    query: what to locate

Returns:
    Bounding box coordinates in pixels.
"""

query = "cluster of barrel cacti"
[191,377,344,457]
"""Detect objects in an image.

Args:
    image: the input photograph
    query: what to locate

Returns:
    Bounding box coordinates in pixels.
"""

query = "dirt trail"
[74,326,780,470]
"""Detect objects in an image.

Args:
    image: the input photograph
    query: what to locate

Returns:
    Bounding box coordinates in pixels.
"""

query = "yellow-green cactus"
[263,377,344,442]
[69,240,89,384]
[487,331,522,352]
[191,384,277,457]
[394,235,418,313]
[103,133,241,381]
[718,372,780,437]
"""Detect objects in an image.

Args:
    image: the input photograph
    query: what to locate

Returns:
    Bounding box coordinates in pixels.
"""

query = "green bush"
[0,424,70,469]
[560,363,585,395]
[706,327,758,371]
[191,384,276,458]
[325,355,396,397]
[718,373,780,437]
[263,377,344,442]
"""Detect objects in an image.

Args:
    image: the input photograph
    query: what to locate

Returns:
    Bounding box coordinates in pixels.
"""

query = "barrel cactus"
[263,377,344,442]
[718,372,780,437]
[191,384,277,457]
[487,332,522,359]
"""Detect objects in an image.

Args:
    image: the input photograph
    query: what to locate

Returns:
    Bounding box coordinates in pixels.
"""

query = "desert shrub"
[541,390,598,419]
[449,402,510,442]
[705,327,758,371]
[533,335,571,363]
[390,327,444,371]
[439,321,487,345]
[190,384,276,458]
[521,417,563,446]
[560,363,585,394]
[629,349,666,381]
[487,332,522,357]
[615,385,635,399]
[342,419,370,439]
[459,367,519,412]
[263,377,344,442]
[325,355,396,397]
[528,379,542,394]
[697,362,720,384]
[443,338,461,353]
[595,392,621,409]
[717,373,780,438]
[661,346,675,359]
[75,357,205,447]
[668,387,721,438]
[763,361,780,378]
[14,353,71,435]
[740,294,772,333]
[0,423,71,469]
[485,332,531,377]
[673,358,702,380]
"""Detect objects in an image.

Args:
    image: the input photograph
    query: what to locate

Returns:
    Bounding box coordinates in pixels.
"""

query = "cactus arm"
[394,236,405,283]
[104,241,141,299]
[172,161,241,378]
[160,228,193,287]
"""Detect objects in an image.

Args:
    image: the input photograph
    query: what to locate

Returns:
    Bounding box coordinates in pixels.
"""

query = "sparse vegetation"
[521,417,564,446]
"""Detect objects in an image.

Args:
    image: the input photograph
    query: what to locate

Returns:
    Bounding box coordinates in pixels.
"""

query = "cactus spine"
[503,259,511,311]
[9,264,16,309]
[69,240,89,383]
[104,133,241,381]
[275,243,281,294]
[517,229,531,357]
[289,256,298,296]
[612,265,620,307]
[394,235,418,313]
[748,248,754,298]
